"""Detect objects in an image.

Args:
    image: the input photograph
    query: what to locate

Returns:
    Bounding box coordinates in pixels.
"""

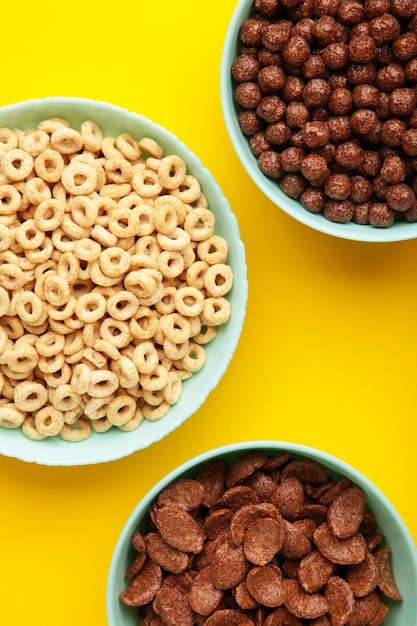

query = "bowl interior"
[107,441,417,625]
[220,0,417,243]
[0,97,247,466]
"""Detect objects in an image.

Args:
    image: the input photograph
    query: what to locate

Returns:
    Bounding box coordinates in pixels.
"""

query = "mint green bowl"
[106,440,417,625]
[0,98,247,466]
[220,0,417,243]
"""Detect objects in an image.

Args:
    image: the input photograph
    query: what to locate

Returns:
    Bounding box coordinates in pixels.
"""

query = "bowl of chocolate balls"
[221,0,417,242]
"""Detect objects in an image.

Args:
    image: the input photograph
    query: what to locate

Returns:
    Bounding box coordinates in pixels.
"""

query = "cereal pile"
[0,118,233,441]
[232,0,417,227]
[121,451,402,624]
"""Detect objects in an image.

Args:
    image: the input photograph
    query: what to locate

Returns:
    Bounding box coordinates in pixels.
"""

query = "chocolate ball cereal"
[231,0,417,228]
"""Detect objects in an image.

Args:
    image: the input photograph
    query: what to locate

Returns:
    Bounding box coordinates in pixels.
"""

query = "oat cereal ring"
[197,235,228,265]
[181,343,207,372]
[80,120,103,152]
[204,264,234,297]
[62,406,84,426]
[132,204,154,237]
[157,250,185,279]
[100,318,130,349]
[34,405,64,437]
[139,364,169,392]
[192,191,208,209]
[89,260,121,287]
[21,415,47,440]
[100,182,132,200]
[0,264,25,291]
[108,206,139,239]
[104,156,133,184]
[111,356,139,388]
[142,400,170,421]
[44,362,72,388]
[1,148,33,181]
[124,268,161,298]
[20,129,49,157]
[8,343,38,374]
[129,307,159,341]
[89,224,117,249]
[138,136,163,158]
[0,184,22,214]
[61,214,89,241]
[68,195,99,228]
[0,405,26,429]
[37,351,65,374]
[32,199,64,233]
[87,369,119,398]
[153,202,178,235]
[115,133,141,161]
[134,234,161,259]
[0,225,12,254]
[159,312,192,343]
[25,177,52,205]
[48,296,76,322]
[24,236,53,265]
[163,337,189,360]
[133,341,159,374]
[163,371,182,405]
[132,164,162,198]
[158,155,187,190]
[154,286,177,315]
[74,292,107,323]
[59,416,91,441]
[142,388,165,407]
[61,160,98,196]
[186,260,209,290]
[175,286,205,317]
[0,128,18,151]
[50,127,83,154]
[107,394,137,427]
[99,246,131,278]
[83,395,113,421]
[154,194,188,224]
[170,174,201,204]
[51,228,75,253]
[192,323,217,345]
[34,149,65,183]
[201,297,231,326]
[106,290,139,321]
[63,330,84,356]
[14,380,48,412]
[34,331,65,358]
[15,218,45,251]
[56,253,79,285]
[93,338,120,361]
[43,274,71,306]
[119,406,144,431]
[37,117,70,133]
[157,227,190,252]
[184,208,215,241]
[50,384,81,411]
[15,290,45,325]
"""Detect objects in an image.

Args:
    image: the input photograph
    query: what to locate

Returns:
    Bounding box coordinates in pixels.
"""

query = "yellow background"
[0,0,416,624]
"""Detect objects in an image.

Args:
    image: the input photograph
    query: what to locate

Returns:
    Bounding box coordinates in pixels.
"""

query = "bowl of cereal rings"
[107,440,417,625]
[221,0,417,242]
[0,97,247,466]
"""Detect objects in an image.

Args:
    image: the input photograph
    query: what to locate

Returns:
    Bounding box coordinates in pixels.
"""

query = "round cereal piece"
[84,396,114,421]
[132,341,159,375]
[79,120,103,152]
[34,148,65,183]
[14,381,48,412]
[34,405,65,437]
[0,405,26,429]
[188,566,223,616]
[163,371,182,405]
[328,486,366,539]
[158,154,187,190]
[246,564,286,607]
[0,184,22,214]
[50,126,83,154]
[51,384,81,412]
[25,176,52,205]
[106,394,137,427]
[324,575,355,625]
[21,415,47,440]
[369,202,395,227]
[1,148,33,181]
[298,550,335,593]
[346,550,379,597]
[374,547,403,600]
[153,504,205,554]
[61,160,98,195]
[15,219,45,250]
[313,522,367,565]
[58,417,92,442]
[211,537,248,590]
[173,286,204,317]
[120,559,162,607]
[145,532,190,575]
[87,369,119,398]
[74,292,107,323]
[0,127,18,151]
[243,517,284,565]
[139,364,169,392]
[283,578,328,619]
[157,478,205,511]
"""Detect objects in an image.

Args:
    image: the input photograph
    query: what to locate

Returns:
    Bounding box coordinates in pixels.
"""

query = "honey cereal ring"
[118,406,144,431]
[197,235,228,265]
[158,155,187,189]
[132,164,163,198]
[15,290,45,324]
[170,174,201,204]
[154,194,188,224]
[159,312,192,343]
[174,286,205,317]
[100,318,131,348]
[107,394,137,426]
[0,264,25,290]
[61,214,89,240]
[51,228,75,253]
[44,362,72,388]
[157,227,190,251]
[204,263,234,297]
[134,234,161,259]
[34,405,65,437]
[37,351,65,374]
[99,182,131,199]
[48,296,76,321]
[163,337,189,360]
[157,250,185,278]
[50,126,83,154]
[21,415,47,440]
[124,268,162,299]
[0,128,18,151]
[43,274,71,306]
[0,184,22,214]
[138,137,163,158]
[90,224,118,248]
[108,206,140,239]
[131,204,153,237]
[201,297,231,326]
[68,195,99,228]
[80,120,103,152]
[115,133,141,161]
[111,355,139,388]
[50,384,81,411]
[87,369,119,397]
[14,380,48,412]
[99,246,131,278]
[73,238,101,263]
[129,307,159,341]
[24,236,54,265]
[61,160,98,195]
[0,405,26,429]
[184,208,215,241]
[48,318,74,335]
[181,343,206,372]
[33,199,65,233]
[84,395,114,420]
[74,292,107,323]
[9,341,39,374]
[62,406,84,425]
[163,371,182,405]
[139,364,169,392]
[83,346,107,369]
[20,129,49,157]
[56,252,80,285]
[93,338,120,361]
[15,219,45,250]
[106,290,139,320]
[58,416,91,442]
[104,156,133,183]
[34,149,65,183]
[133,341,159,374]
[154,286,177,315]
[186,260,209,290]
[63,330,84,356]
[25,177,52,205]
[153,202,178,235]
[1,148,33,181]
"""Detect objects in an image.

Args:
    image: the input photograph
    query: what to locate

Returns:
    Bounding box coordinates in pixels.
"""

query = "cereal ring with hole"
[87,369,119,397]
[138,136,163,158]
[80,120,103,152]
[61,160,98,195]
[99,318,131,349]
[157,250,185,278]
[132,164,162,198]
[44,362,72,389]
[163,371,182,405]
[73,238,101,263]
[0,405,26,429]
[107,394,137,426]
[133,341,159,374]
[21,415,47,440]
[1,148,33,181]
[115,133,141,161]
[89,260,120,287]
[48,297,76,322]
[0,286,10,317]
[15,219,45,250]
[0,128,18,151]
[99,247,131,278]
[33,198,65,232]
[37,350,65,374]
[134,234,161,259]
[134,204,154,236]
[158,155,187,189]
[111,356,139,388]
[69,195,99,228]
[25,236,53,265]
[119,406,144,431]
[50,384,81,411]
[108,206,139,239]
[201,297,231,326]
[186,260,209,290]
[20,129,49,157]
[163,337,189,360]
[170,174,201,203]
[129,307,159,341]
[139,364,169,391]
[43,274,71,307]
[0,184,22,215]
[0,314,24,339]
[91,225,118,249]
[25,177,52,205]
[104,156,133,183]
[154,286,177,315]
[34,149,65,183]
[59,417,91,442]
[197,235,228,265]
[51,127,83,154]
[204,264,234,297]
[14,381,48,412]
[184,208,215,241]
[75,293,106,325]
[34,405,65,437]
[157,227,190,252]
[124,268,162,299]
[154,202,178,235]
[106,290,138,321]
[51,228,75,253]
[159,312,192,343]
[181,343,206,372]
[15,291,45,325]
[93,338,120,361]
[84,395,114,420]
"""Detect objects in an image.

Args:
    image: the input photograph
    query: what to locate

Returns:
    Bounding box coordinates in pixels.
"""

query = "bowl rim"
[219,0,417,243]
[0,97,248,466]
[106,439,417,624]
